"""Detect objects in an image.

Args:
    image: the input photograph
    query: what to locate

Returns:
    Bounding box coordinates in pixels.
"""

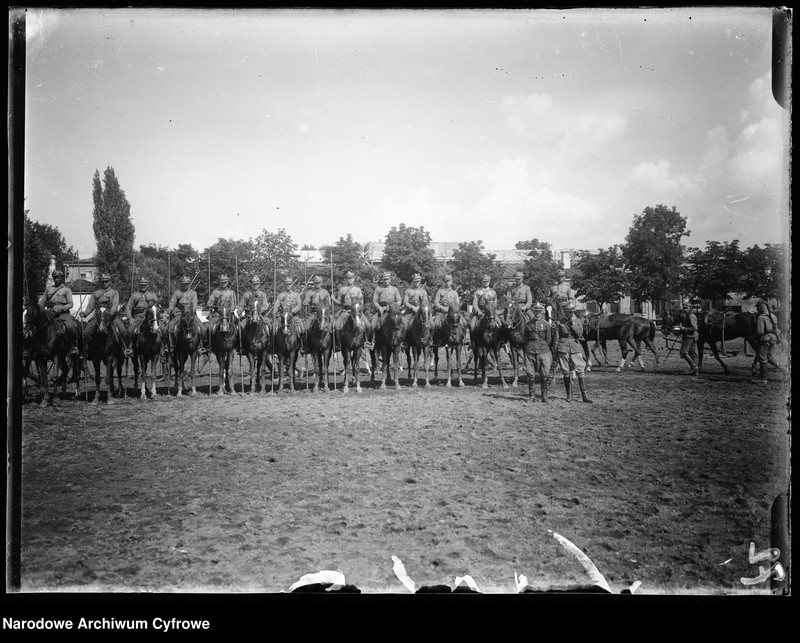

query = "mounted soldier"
[80,273,127,349]
[38,268,79,355]
[469,274,498,338]
[371,271,403,333]
[166,275,201,354]
[554,301,593,403]
[509,270,534,322]
[333,270,366,332]
[206,274,238,346]
[402,272,429,332]
[237,275,270,327]
[433,274,461,331]
[303,274,332,331]
[523,301,554,403]
[548,269,575,322]
[125,277,165,347]
[275,275,304,345]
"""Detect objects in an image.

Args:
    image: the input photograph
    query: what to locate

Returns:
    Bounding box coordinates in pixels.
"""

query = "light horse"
[433,300,467,387]
[469,298,508,389]
[239,301,273,395]
[86,306,121,404]
[338,299,369,393]
[404,301,434,388]
[500,298,528,388]
[210,304,240,395]
[135,304,164,399]
[273,311,301,392]
[172,302,203,396]
[307,305,335,392]
[23,304,80,405]
[583,312,658,372]
[375,301,406,390]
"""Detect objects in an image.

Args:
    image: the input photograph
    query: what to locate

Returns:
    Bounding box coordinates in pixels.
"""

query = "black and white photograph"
[7,5,791,620]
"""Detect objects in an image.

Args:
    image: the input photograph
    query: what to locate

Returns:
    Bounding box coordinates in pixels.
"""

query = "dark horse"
[172,303,203,396]
[210,305,240,395]
[471,299,507,389]
[500,298,528,387]
[404,301,434,388]
[23,304,81,405]
[86,306,121,404]
[433,300,467,387]
[240,302,273,395]
[583,312,659,371]
[339,300,369,393]
[135,304,164,399]
[273,311,301,393]
[307,305,336,392]
[375,301,406,390]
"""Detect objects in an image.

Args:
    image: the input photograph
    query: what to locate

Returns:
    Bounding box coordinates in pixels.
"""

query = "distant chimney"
[560,250,571,270]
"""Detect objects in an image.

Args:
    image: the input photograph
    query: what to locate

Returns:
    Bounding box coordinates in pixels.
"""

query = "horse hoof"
[482,382,489,389]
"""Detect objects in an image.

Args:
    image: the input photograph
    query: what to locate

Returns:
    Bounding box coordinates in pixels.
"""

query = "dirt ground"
[13,338,790,599]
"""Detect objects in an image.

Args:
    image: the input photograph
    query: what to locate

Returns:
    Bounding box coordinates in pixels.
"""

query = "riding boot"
[751,363,769,384]
[527,378,535,402]
[577,374,593,403]
[563,375,572,402]
[541,379,548,403]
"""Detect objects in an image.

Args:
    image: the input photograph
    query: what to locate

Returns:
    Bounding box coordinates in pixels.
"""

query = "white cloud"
[627,159,696,194]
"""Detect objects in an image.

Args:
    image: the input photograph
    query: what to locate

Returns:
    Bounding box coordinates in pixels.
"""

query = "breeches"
[557,349,586,374]
[755,342,773,364]
[524,349,551,376]
[680,336,697,359]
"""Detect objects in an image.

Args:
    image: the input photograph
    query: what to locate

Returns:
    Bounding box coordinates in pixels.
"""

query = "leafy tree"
[738,243,787,302]
[23,210,78,300]
[685,240,745,303]
[515,238,560,302]
[92,167,136,301]
[381,224,439,284]
[319,234,370,284]
[450,241,501,299]
[571,245,628,309]
[621,204,689,305]
[203,237,256,296]
[250,228,301,295]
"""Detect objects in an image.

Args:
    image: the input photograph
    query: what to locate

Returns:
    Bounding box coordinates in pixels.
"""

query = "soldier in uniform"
[433,274,461,330]
[38,269,79,355]
[124,277,166,345]
[166,275,201,354]
[333,270,366,333]
[554,301,593,403]
[523,302,554,403]
[371,271,403,332]
[402,272,430,331]
[237,275,270,327]
[750,299,786,383]
[303,274,332,332]
[206,274,238,345]
[469,274,498,337]
[80,273,128,350]
[677,298,699,376]
[275,276,304,339]
[509,270,534,321]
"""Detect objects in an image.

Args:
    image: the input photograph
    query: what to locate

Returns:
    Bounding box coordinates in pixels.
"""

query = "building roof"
[68,278,96,293]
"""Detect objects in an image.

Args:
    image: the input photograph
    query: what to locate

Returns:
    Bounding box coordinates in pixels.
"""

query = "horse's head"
[350,301,362,327]
[248,300,261,322]
[96,306,110,334]
[316,306,331,332]
[446,300,461,325]
[145,304,160,333]
[219,305,230,333]
[417,301,431,325]
[660,301,683,336]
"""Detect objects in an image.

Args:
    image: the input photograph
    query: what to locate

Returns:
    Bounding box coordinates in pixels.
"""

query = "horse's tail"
[648,319,656,343]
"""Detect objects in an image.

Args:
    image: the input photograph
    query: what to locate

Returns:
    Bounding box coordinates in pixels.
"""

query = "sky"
[20,7,791,260]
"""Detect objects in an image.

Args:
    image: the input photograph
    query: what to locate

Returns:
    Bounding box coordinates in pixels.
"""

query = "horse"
[85,306,122,404]
[470,299,507,389]
[338,300,369,393]
[273,311,301,392]
[22,304,80,405]
[210,305,239,396]
[433,300,467,387]
[307,305,336,392]
[374,301,406,390]
[500,298,528,387]
[239,302,273,395]
[582,312,659,371]
[697,309,758,374]
[172,303,204,396]
[404,301,434,388]
[135,304,164,399]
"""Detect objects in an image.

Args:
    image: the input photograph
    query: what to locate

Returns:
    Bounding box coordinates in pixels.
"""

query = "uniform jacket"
[434,287,460,313]
[239,289,270,316]
[755,311,780,343]
[85,286,120,317]
[304,287,332,313]
[472,287,497,314]
[207,288,237,316]
[169,288,199,317]
[334,284,363,309]
[373,285,402,310]
[38,284,74,316]
[126,291,160,319]
[524,316,554,353]
[510,283,533,311]
[555,317,584,353]
[681,311,698,338]
[276,289,302,316]
[550,282,575,303]
[403,286,429,312]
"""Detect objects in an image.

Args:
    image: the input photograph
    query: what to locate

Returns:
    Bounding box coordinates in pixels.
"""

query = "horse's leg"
[444,346,453,387]
[189,351,198,395]
[139,355,148,399]
[496,347,508,389]
[379,346,388,390]
[37,359,49,406]
[455,344,465,386]
[174,353,183,397]
[423,344,431,387]
[393,345,402,390]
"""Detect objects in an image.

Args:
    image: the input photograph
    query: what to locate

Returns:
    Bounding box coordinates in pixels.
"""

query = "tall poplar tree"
[93,166,136,299]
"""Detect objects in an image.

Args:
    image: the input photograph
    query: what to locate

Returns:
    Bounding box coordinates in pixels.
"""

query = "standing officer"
[677,298,699,376]
[206,274,238,344]
[433,274,461,330]
[237,275,270,327]
[523,301,554,402]
[38,268,79,355]
[554,301,593,403]
[167,275,201,354]
[469,274,498,337]
[125,277,165,345]
[402,272,430,331]
[371,271,403,333]
[509,270,534,321]
[303,274,332,331]
[333,270,366,333]
[80,273,127,350]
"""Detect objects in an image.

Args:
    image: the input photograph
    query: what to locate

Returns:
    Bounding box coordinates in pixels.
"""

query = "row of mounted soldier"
[26,267,597,403]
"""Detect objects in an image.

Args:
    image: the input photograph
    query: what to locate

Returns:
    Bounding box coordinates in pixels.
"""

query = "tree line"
[24,167,787,312]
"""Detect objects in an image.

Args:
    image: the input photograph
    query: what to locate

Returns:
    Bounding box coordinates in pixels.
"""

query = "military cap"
[284,276,293,285]
[411,272,421,282]
[218,274,229,283]
[532,302,545,311]
[564,302,576,312]
[344,270,355,278]
[138,277,149,285]
[381,271,391,280]
[51,269,64,278]
[444,274,453,282]
[313,275,323,283]
[250,275,260,284]
[481,274,491,282]
[100,273,112,281]
[557,269,566,277]
[514,271,524,278]
[180,276,191,284]
[756,299,769,308]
